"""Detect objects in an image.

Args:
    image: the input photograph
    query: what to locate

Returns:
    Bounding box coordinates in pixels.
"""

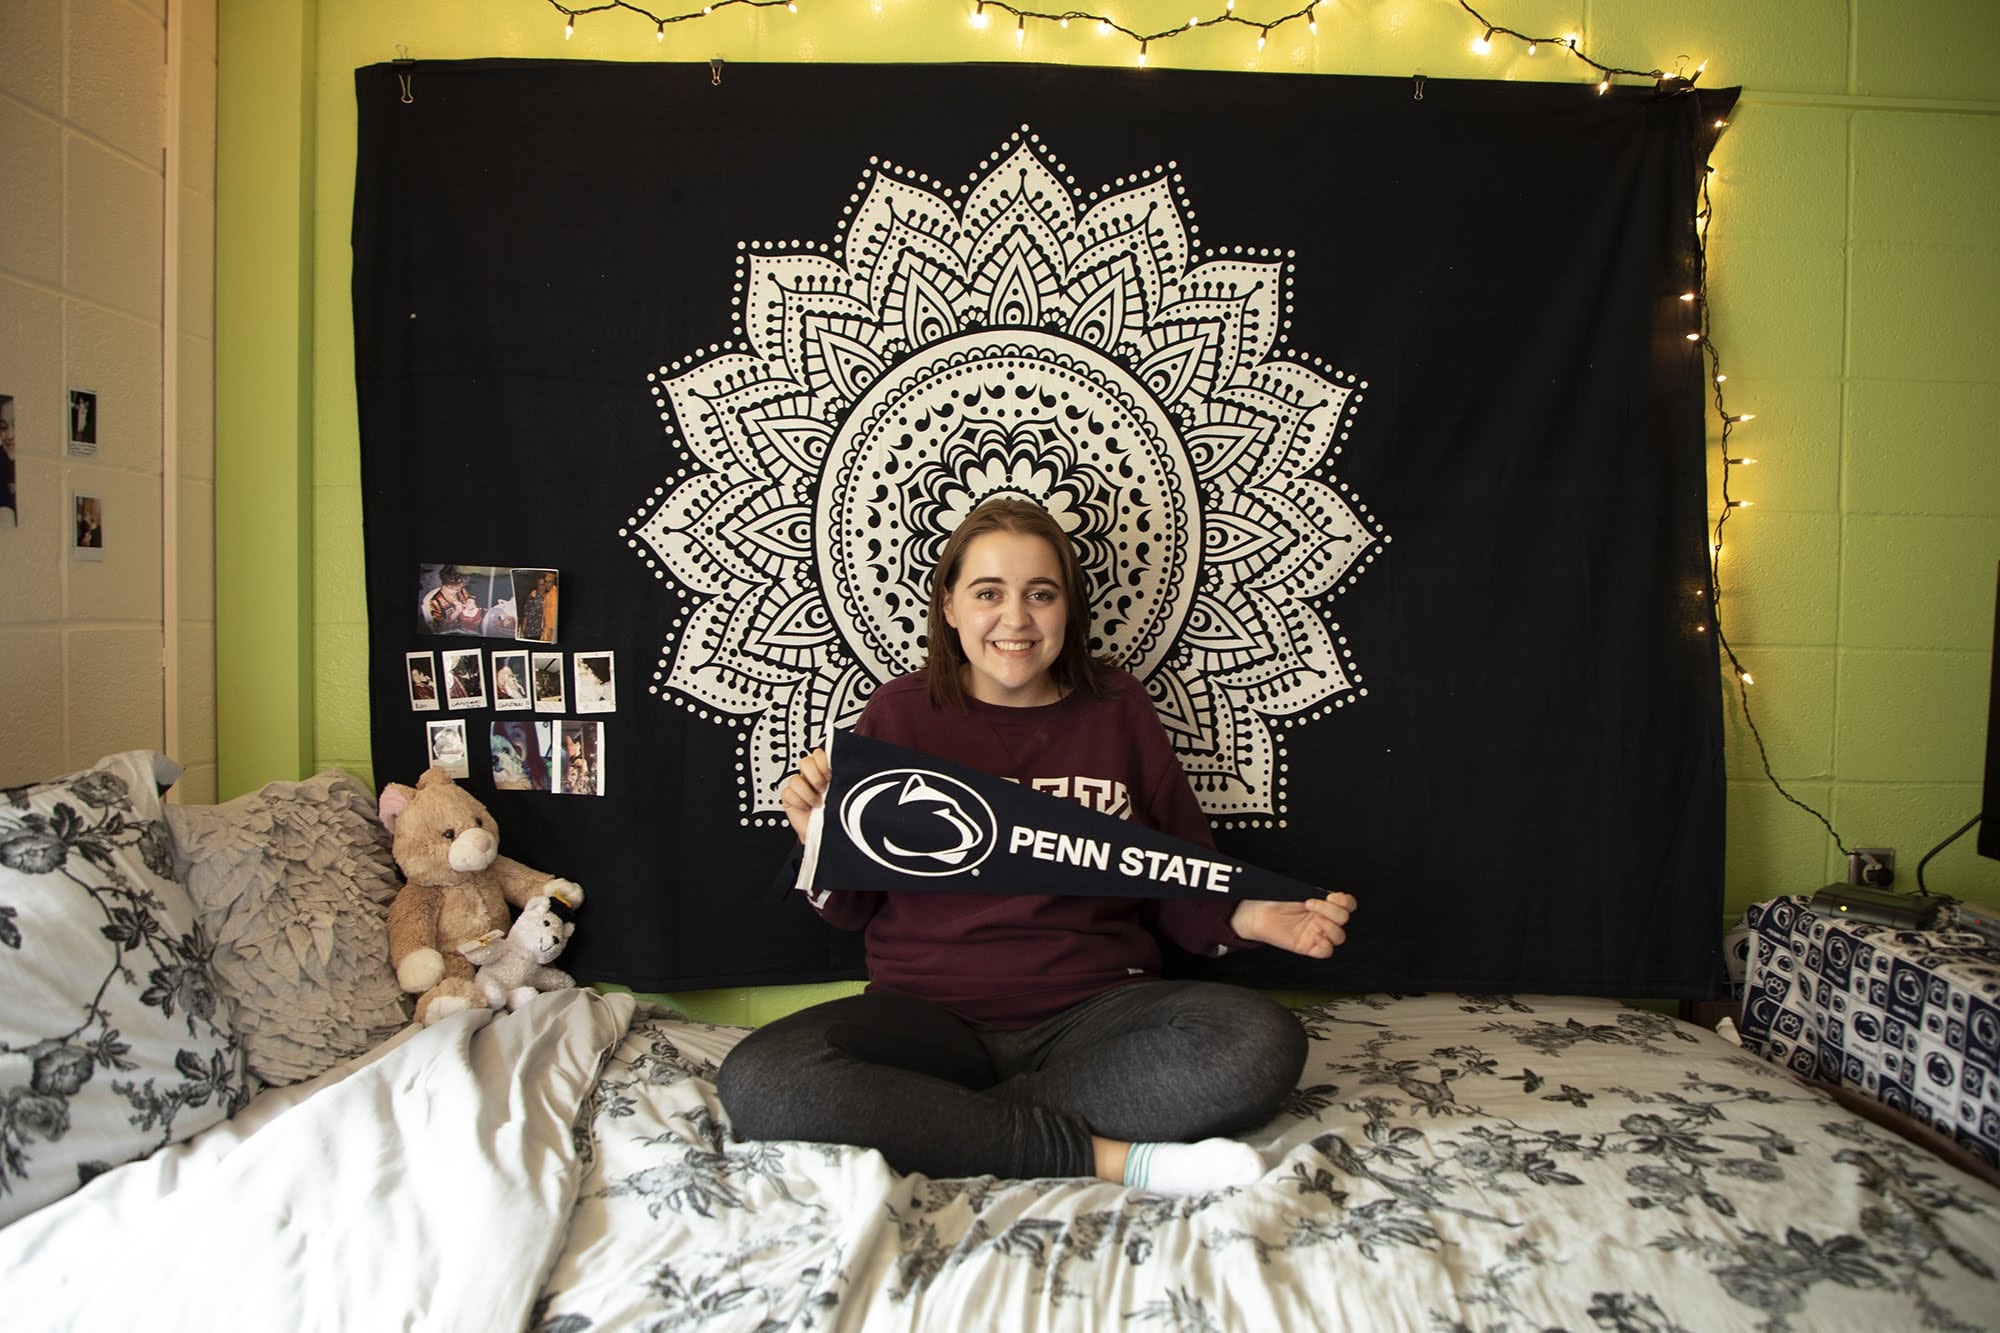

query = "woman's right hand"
[778,748,831,844]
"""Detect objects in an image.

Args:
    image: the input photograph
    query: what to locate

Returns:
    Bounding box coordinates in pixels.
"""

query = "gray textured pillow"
[164,770,411,1087]
[0,751,251,1227]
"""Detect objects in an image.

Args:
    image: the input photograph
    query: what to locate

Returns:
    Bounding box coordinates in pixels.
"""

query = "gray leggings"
[714,980,1308,1180]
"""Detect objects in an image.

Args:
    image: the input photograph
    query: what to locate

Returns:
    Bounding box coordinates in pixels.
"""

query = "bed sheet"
[0,988,635,1331]
[536,993,2000,1332]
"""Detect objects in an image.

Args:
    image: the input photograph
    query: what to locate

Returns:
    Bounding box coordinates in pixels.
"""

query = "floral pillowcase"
[0,751,250,1228]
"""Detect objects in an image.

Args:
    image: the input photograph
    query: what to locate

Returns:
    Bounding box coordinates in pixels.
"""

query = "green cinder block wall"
[215,0,2000,1026]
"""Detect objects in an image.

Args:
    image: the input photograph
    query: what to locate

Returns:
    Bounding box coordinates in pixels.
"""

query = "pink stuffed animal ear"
[378,783,418,835]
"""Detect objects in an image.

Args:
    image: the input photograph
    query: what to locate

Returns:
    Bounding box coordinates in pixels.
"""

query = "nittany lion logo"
[839,769,998,878]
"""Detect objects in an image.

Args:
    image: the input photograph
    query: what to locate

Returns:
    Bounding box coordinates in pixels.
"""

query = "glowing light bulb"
[1679,292,1697,302]
[971,4,988,29]
[657,21,665,41]
[564,14,574,39]
[1098,20,1112,35]
[1729,413,1756,423]
[1138,40,1149,66]
[1739,669,1754,685]
[1257,28,1266,50]
[1017,15,1025,47]
[1473,32,1491,55]
[1715,372,1727,383]
[1189,16,1200,28]
[1727,499,1753,508]
[1685,332,1701,342]
[1527,41,1537,55]
[1727,457,1757,466]
[1598,76,1611,94]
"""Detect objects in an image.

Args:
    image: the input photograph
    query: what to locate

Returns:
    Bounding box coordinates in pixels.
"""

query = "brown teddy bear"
[379,767,584,1024]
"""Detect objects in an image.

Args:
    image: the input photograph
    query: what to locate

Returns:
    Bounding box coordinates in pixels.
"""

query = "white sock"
[1121,1138,1265,1196]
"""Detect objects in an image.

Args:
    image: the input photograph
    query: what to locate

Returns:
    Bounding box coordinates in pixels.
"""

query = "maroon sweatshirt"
[804,669,1254,1028]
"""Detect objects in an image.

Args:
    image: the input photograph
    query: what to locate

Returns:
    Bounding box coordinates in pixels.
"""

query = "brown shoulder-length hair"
[923,497,1117,711]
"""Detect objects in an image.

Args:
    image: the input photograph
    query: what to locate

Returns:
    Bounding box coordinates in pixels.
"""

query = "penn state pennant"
[798,730,1321,902]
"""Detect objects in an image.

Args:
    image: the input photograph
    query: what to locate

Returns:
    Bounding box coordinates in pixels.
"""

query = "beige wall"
[0,0,218,800]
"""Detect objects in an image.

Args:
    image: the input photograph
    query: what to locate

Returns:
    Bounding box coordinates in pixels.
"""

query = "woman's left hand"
[1229,892,1357,959]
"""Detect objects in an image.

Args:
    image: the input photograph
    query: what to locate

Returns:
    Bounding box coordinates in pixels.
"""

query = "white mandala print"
[628,129,1388,826]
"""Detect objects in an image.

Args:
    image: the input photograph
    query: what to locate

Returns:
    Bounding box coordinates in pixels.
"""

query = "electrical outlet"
[1847,847,1895,888]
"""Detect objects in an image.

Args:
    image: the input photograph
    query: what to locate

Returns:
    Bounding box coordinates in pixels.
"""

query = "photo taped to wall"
[532,650,566,713]
[558,720,603,796]
[573,651,615,713]
[512,567,560,643]
[406,650,439,711]
[442,647,487,709]
[491,650,531,710]
[418,562,493,636]
[426,719,469,779]
[66,388,97,457]
[491,720,551,791]
[72,493,104,560]
[1,393,17,527]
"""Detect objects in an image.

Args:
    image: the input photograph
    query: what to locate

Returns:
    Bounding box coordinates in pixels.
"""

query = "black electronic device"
[1981,560,2000,862]
[1807,882,1947,930]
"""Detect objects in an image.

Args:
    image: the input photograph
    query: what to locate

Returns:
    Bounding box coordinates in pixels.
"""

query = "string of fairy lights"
[523,0,1859,862]
[549,0,797,45]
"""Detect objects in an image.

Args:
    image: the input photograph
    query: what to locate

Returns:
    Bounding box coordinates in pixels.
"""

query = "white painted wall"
[0,0,218,800]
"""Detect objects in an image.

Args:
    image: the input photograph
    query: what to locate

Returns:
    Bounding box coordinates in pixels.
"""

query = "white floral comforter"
[537,993,2000,1333]
[6,990,1997,1332]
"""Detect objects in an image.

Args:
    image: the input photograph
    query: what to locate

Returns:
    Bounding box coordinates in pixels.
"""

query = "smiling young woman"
[722,496,1358,1197]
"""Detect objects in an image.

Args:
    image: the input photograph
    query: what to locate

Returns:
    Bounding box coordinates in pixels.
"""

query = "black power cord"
[1916,812,1983,898]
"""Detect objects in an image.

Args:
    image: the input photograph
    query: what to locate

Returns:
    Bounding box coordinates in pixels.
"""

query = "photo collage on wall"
[407,562,609,795]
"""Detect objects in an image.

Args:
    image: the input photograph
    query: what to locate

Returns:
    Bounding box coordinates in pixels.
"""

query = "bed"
[5,755,1998,1330]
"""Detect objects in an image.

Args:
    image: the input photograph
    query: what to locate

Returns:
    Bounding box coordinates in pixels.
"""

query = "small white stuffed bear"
[457,895,576,1012]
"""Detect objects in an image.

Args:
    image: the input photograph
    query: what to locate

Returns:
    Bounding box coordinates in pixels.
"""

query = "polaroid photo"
[406,650,440,711]
[67,388,97,457]
[573,651,616,713]
[426,719,470,779]
[72,493,104,561]
[558,720,604,796]
[1,393,17,527]
[490,720,552,792]
[531,650,566,713]
[511,568,560,643]
[443,647,487,710]
[490,649,531,711]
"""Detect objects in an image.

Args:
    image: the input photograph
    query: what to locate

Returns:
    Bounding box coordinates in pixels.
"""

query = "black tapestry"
[353,60,1735,997]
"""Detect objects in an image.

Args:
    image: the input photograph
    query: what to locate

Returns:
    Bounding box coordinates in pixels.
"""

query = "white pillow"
[164,770,411,1088]
[0,750,250,1227]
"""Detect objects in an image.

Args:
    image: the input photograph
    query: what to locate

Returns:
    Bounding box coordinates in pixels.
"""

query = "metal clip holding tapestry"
[1412,72,1425,101]
[711,58,725,87]
[394,45,415,104]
